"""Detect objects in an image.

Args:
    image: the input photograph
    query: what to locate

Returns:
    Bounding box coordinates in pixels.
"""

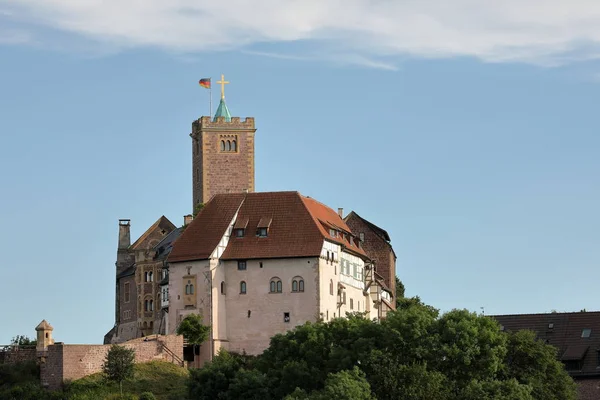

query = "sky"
[1,0,600,345]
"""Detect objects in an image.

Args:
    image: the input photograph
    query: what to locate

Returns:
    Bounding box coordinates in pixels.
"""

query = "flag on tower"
[199,78,211,89]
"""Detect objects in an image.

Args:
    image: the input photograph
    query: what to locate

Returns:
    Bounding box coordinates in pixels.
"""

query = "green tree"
[102,344,135,396]
[177,313,210,368]
[193,203,205,218]
[395,276,405,300]
[10,335,36,346]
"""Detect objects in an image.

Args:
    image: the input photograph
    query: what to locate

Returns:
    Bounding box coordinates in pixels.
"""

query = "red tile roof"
[491,311,600,377]
[168,193,245,262]
[301,196,367,258]
[168,191,368,263]
[221,191,325,260]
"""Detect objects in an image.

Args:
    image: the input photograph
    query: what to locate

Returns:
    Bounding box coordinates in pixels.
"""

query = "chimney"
[184,214,193,226]
[338,208,344,218]
[118,219,131,249]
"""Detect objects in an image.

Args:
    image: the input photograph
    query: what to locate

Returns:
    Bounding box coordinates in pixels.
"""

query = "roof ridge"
[490,311,600,317]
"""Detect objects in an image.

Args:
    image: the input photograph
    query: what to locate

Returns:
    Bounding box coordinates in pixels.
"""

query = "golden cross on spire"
[216,73,230,100]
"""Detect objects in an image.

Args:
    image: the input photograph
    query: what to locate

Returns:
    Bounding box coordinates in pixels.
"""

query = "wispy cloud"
[4,0,600,67]
[0,28,31,44]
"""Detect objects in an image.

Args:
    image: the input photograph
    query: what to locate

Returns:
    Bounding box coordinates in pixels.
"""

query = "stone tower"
[190,76,256,208]
[35,320,54,352]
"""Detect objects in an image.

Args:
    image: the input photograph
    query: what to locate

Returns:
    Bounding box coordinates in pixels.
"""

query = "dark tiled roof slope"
[221,192,327,260]
[168,193,246,262]
[345,211,391,243]
[154,227,184,261]
[491,311,600,377]
[130,216,176,250]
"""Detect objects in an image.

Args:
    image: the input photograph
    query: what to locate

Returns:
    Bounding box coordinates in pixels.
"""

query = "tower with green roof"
[190,74,256,208]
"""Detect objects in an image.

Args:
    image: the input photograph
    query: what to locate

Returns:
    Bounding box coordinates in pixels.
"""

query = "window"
[220,140,225,151]
[548,323,554,329]
[240,281,247,294]
[350,298,354,310]
[145,271,153,282]
[185,280,194,295]
[124,282,130,303]
[221,281,225,295]
[144,300,149,311]
[359,232,365,242]
[292,277,304,292]
[270,278,282,293]
[232,140,237,152]
[257,227,268,237]
[257,217,271,237]
[563,360,582,371]
[358,301,360,311]
[235,228,245,238]
[149,300,154,311]
[329,229,336,237]
[238,261,247,270]
[342,292,347,305]
[597,350,600,367]
[330,280,334,296]
[226,140,231,151]
[582,328,592,338]
[284,312,290,323]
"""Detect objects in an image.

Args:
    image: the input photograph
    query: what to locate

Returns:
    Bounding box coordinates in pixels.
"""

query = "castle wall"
[224,257,319,355]
[345,215,396,299]
[40,335,183,390]
[0,346,37,365]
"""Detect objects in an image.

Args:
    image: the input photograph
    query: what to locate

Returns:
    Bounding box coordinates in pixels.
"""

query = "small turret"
[35,320,54,352]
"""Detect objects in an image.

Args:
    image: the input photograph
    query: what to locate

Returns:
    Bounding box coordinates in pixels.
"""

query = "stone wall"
[345,214,396,298]
[0,346,37,365]
[577,378,600,400]
[40,334,183,390]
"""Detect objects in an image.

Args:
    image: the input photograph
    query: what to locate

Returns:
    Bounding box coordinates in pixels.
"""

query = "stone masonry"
[40,334,183,390]
[191,116,256,207]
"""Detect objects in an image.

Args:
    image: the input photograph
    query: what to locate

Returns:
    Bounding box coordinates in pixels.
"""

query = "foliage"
[176,314,210,345]
[187,300,577,400]
[103,345,135,395]
[139,392,157,400]
[10,335,36,346]
[395,276,405,299]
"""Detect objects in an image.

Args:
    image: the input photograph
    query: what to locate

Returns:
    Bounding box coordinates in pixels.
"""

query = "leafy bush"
[139,392,157,400]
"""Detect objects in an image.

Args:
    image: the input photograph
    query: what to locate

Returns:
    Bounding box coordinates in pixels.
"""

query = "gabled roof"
[130,216,176,250]
[168,193,246,263]
[345,211,391,243]
[301,196,367,258]
[117,264,135,279]
[221,192,326,260]
[491,311,600,377]
[154,227,184,261]
[169,191,368,263]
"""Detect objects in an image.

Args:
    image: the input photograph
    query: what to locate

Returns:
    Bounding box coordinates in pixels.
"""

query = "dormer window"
[257,217,272,238]
[257,227,268,237]
[582,328,592,338]
[329,229,336,238]
[233,217,249,238]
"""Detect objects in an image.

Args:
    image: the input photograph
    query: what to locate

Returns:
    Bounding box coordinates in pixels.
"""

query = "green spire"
[213,98,232,122]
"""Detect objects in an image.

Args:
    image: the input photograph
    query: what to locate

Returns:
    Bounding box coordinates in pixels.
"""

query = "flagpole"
[209,80,212,117]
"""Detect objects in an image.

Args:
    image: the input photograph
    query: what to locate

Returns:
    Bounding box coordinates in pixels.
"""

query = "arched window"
[221,281,225,295]
[292,277,305,292]
[270,277,282,293]
[220,140,225,151]
[149,272,153,282]
[240,281,247,294]
[144,300,149,311]
[185,280,194,295]
[231,140,237,151]
[330,280,334,296]
[226,140,231,151]
[150,300,154,311]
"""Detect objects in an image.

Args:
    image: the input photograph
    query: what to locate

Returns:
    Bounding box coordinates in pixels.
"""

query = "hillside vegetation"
[0,361,188,400]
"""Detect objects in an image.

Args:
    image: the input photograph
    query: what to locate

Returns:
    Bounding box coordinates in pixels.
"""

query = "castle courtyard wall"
[40,334,183,390]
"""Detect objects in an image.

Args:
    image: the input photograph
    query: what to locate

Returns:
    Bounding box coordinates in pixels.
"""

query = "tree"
[193,203,205,218]
[10,335,36,346]
[176,313,210,368]
[187,300,577,400]
[395,276,405,299]
[102,344,135,396]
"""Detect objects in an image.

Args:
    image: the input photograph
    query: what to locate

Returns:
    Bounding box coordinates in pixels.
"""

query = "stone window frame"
[270,277,282,293]
[240,281,247,294]
[185,280,195,295]
[291,276,304,293]
[124,282,131,303]
[219,134,239,153]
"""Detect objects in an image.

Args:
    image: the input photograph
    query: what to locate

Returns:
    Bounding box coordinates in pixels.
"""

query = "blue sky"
[1,1,600,344]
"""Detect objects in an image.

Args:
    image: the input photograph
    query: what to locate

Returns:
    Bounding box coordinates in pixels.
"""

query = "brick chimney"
[118,219,131,250]
[338,208,344,218]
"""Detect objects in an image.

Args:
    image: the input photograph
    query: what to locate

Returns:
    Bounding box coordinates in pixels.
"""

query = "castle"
[104,78,397,361]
